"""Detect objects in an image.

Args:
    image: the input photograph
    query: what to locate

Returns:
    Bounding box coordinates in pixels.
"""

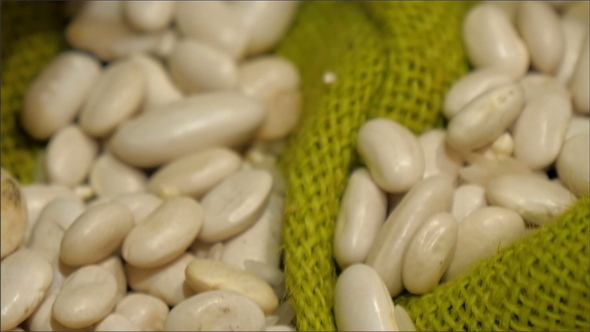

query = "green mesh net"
[2,1,589,331]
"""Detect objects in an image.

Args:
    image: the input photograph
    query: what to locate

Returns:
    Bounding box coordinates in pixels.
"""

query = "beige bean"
[22,51,101,140]
[366,175,454,296]
[45,125,98,187]
[175,1,249,59]
[60,202,134,266]
[125,253,196,306]
[163,291,266,331]
[570,34,589,114]
[147,148,242,199]
[447,83,525,152]
[1,169,28,259]
[394,305,416,332]
[1,249,53,331]
[238,55,300,102]
[79,59,145,137]
[463,3,529,79]
[513,92,572,169]
[566,114,590,139]
[334,264,399,331]
[486,173,576,226]
[402,212,458,295]
[129,53,183,111]
[443,68,514,119]
[110,92,265,168]
[232,1,300,56]
[255,89,302,140]
[21,184,81,233]
[25,293,84,331]
[444,207,525,281]
[221,194,284,269]
[168,38,238,93]
[518,73,570,101]
[123,196,203,268]
[357,118,425,193]
[90,153,147,197]
[556,4,589,83]
[52,265,118,328]
[115,293,169,332]
[185,258,278,314]
[97,256,127,303]
[334,168,387,269]
[556,133,590,198]
[95,313,139,331]
[517,1,565,73]
[451,184,487,222]
[418,129,463,181]
[123,1,175,32]
[199,169,272,242]
[111,192,163,224]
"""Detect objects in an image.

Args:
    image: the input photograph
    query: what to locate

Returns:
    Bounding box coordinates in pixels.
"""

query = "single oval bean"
[366,175,454,296]
[255,89,302,140]
[443,68,514,119]
[447,83,525,152]
[1,249,53,331]
[123,1,175,33]
[402,212,458,295]
[199,169,272,242]
[123,196,203,268]
[463,3,529,79]
[22,51,101,140]
[79,59,145,137]
[52,265,117,328]
[115,293,169,332]
[517,1,565,73]
[444,207,525,281]
[557,133,590,198]
[45,125,98,187]
[394,305,416,332]
[125,253,196,306]
[486,173,576,226]
[1,169,28,258]
[334,168,387,269]
[185,258,279,314]
[175,1,248,59]
[147,148,242,199]
[110,92,265,168]
[513,92,572,169]
[90,153,147,197]
[334,264,398,331]
[238,55,300,102]
[451,184,487,222]
[163,291,266,331]
[357,118,425,193]
[168,39,238,93]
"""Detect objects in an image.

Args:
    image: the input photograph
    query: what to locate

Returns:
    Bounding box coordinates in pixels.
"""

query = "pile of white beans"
[1,1,302,331]
[333,1,589,331]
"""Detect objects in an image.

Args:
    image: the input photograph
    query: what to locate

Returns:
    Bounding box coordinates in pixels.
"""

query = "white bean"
[123,196,203,268]
[175,1,249,60]
[334,264,399,331]
[357,118,425,193]
[418,129,463,181]
[518,73,569,101]
[123,1,175,33]
[256,89,303,140]
[444,207,524,281]
[462,3,529,79]
[21,184,81,232]
[22,51,101,140]
[110,92,265,168]
[238,55,301,102]
[111,192,163,225]
[126,253,196,306]
[443,68,514,119]
[451,184,487,222]
[486,173,576,226]
[555,4,589,83]
[115,293,169,332]
[52,265,117,328]
[447,83,525,152]
[97,255,127,303]
[168,39,238,93]
[90,153,147,197]
[45,125,98,187]
[95,313,139,331]
[512,91,572,169]
[24,293,79,331]
[566,114,590,139]
[394,305,416,332]
[147,148,242,199]
[1,169,28,259]
[199,169,272,242]
[164,290,266,331]
[334,168,387,269]
[129,53,183,111]
[570,34,589,114]
[1,249,53,331]
[517,1,565,73]
[185,258,279,315]
[366,175,454,296]
[556,133,590,198]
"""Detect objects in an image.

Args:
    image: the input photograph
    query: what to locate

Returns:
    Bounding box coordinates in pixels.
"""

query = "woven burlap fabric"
[2,1,588,331]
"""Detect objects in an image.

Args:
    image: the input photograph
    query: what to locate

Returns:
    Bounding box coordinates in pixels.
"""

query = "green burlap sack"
[2,1,589,331]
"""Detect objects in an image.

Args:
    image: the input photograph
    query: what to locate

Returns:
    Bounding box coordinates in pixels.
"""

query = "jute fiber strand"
[2,1,589,331]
